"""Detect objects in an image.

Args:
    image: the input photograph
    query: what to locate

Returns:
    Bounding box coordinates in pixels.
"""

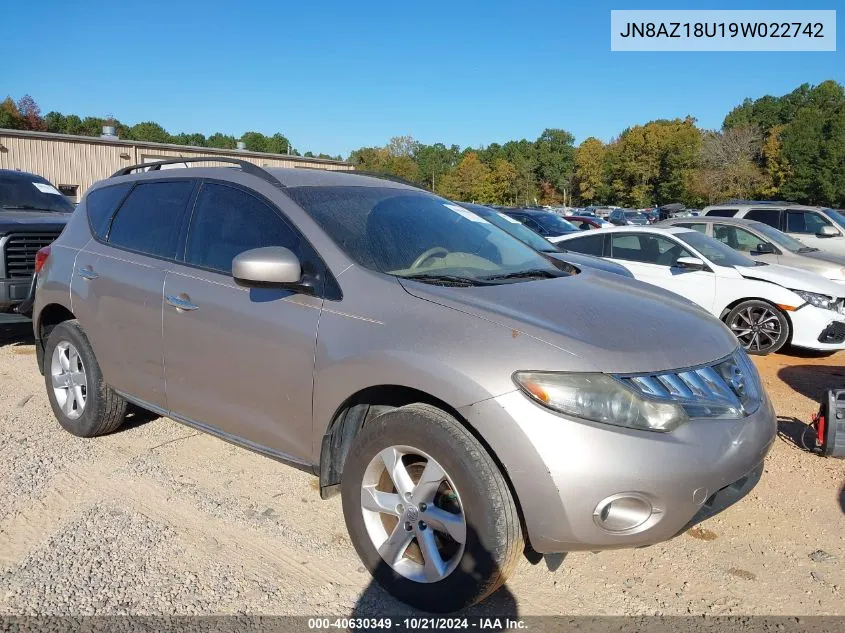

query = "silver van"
[33,159,776,611]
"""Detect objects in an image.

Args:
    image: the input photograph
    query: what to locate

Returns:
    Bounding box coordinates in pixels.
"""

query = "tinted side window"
[704,209,738,218]
[744,208,782,228]
[185,183,300,275]
[786,210,831,234]
[86,183,132,239]
[610,234,690,266]
[562,234,604,256]
[108,181,194,259]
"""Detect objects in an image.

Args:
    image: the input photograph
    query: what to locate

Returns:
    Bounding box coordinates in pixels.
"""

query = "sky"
[1,0,842,158]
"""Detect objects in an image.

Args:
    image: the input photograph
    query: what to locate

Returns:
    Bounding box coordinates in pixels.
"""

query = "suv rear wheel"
[44,320,127,437]
[341,403,522,612]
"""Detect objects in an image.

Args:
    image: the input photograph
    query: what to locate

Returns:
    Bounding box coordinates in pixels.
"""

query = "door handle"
[78,268,99,280]
[166,294,199,312]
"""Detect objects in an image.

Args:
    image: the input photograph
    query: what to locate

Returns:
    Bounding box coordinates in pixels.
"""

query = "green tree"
[207,133,237,149]
[240,131,268,152]
[127,121,170,143]
[44,111,67,133]
[534,128,576,200]
[415,143,460,190]
[172,132,207,147]
[265,132,293,154]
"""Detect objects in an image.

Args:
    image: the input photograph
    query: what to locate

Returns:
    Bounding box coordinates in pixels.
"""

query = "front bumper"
[459,390,776,553]
[789,304,845,350]
[0,276,35,313]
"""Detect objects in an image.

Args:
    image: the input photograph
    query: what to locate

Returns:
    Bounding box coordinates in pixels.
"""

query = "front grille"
[3,232,61,278]
[616,349,762,419]
[818,321,845,344]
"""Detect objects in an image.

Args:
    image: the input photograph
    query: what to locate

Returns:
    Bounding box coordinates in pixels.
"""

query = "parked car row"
[28,159,777,611]
[555,225,845,355]
[703,201,845,256]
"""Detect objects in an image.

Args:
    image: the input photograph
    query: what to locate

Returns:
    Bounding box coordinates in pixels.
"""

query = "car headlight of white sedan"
[792,289,838,311]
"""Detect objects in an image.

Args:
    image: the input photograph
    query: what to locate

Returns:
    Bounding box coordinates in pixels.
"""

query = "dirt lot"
[0,321,843,616]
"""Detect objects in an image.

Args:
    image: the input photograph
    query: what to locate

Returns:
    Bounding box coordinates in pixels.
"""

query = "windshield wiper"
[1,205,57,212]
[481,269,560,282]
[399,273,496,287]
[798,246,820,253]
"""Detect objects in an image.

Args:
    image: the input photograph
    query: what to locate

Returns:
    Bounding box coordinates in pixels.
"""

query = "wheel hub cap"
[50,341,88,420]
[360,445,466,583]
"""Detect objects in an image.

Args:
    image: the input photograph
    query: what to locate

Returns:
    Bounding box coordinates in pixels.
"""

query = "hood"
[399,270,737,374]
[802,249,845,269]
[735,263,845,297]
[0,211,71,234]
[547,251,633,278]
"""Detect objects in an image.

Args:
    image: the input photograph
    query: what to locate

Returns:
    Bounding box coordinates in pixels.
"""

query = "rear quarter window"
[86,183,132,240]
[704,209,738,218]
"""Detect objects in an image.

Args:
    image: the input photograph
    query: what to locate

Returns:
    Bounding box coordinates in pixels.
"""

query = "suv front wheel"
[341,403,523,612]
[43,320,127,437]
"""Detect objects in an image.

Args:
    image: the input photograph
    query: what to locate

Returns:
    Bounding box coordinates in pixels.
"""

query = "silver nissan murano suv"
[32,158,776,611]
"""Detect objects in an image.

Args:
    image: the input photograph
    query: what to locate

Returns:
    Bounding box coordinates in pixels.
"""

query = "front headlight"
[792,289,837,311]
[513,372,688,432]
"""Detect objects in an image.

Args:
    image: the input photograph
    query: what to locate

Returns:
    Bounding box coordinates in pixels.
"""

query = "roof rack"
[724,199,790,205]
[110,157,285,189]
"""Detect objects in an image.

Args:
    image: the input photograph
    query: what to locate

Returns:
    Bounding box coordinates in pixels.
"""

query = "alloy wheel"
[729,306,782,353]
[50,341,88,420]
[360,445,466,583]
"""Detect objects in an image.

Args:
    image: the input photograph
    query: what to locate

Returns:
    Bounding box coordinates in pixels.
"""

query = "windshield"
[285,186,562,284]
[459,203,558,253]
[825,208,845,231]
[529,212,578,235]
[752,222,809,252]
[0,173,74,213]
[624,211,646,219]
[675,230,758,268]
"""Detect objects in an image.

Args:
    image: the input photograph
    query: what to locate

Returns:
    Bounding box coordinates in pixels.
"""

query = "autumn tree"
[0,97,24,129]
[573,138,606,203]
[436,152,493,203]
[688,125,767,204]
[16,95,45,131]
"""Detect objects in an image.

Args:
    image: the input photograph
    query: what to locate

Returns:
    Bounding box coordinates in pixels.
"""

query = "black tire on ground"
[43,320,127,437]
[724,299,790,356]
[341,403,523,612]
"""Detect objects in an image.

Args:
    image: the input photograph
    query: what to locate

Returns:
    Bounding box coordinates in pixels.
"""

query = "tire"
[43,320,127,437]
[724,300,790,356]
[341,403,523,612]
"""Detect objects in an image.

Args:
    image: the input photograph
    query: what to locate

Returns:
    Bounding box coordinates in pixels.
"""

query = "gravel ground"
[0,321,843,616]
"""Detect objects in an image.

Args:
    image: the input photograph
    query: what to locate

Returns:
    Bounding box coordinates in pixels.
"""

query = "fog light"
[593,494,653,532]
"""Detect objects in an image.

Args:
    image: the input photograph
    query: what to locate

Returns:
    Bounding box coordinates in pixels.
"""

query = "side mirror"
[817,225,840,238]
[232,247,303,288]
[754,242,775,255]
[675,256,706,271]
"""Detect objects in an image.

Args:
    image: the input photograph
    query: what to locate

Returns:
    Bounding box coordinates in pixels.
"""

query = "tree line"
[2,80,843,207]
[350,80,845,209]
[0,95,342,161]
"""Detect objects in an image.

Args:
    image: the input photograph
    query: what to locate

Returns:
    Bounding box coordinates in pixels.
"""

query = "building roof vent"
[101,125,118,140]
[236,141,246,150]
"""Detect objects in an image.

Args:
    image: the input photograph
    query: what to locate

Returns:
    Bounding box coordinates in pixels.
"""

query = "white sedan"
[555,226,845,355]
